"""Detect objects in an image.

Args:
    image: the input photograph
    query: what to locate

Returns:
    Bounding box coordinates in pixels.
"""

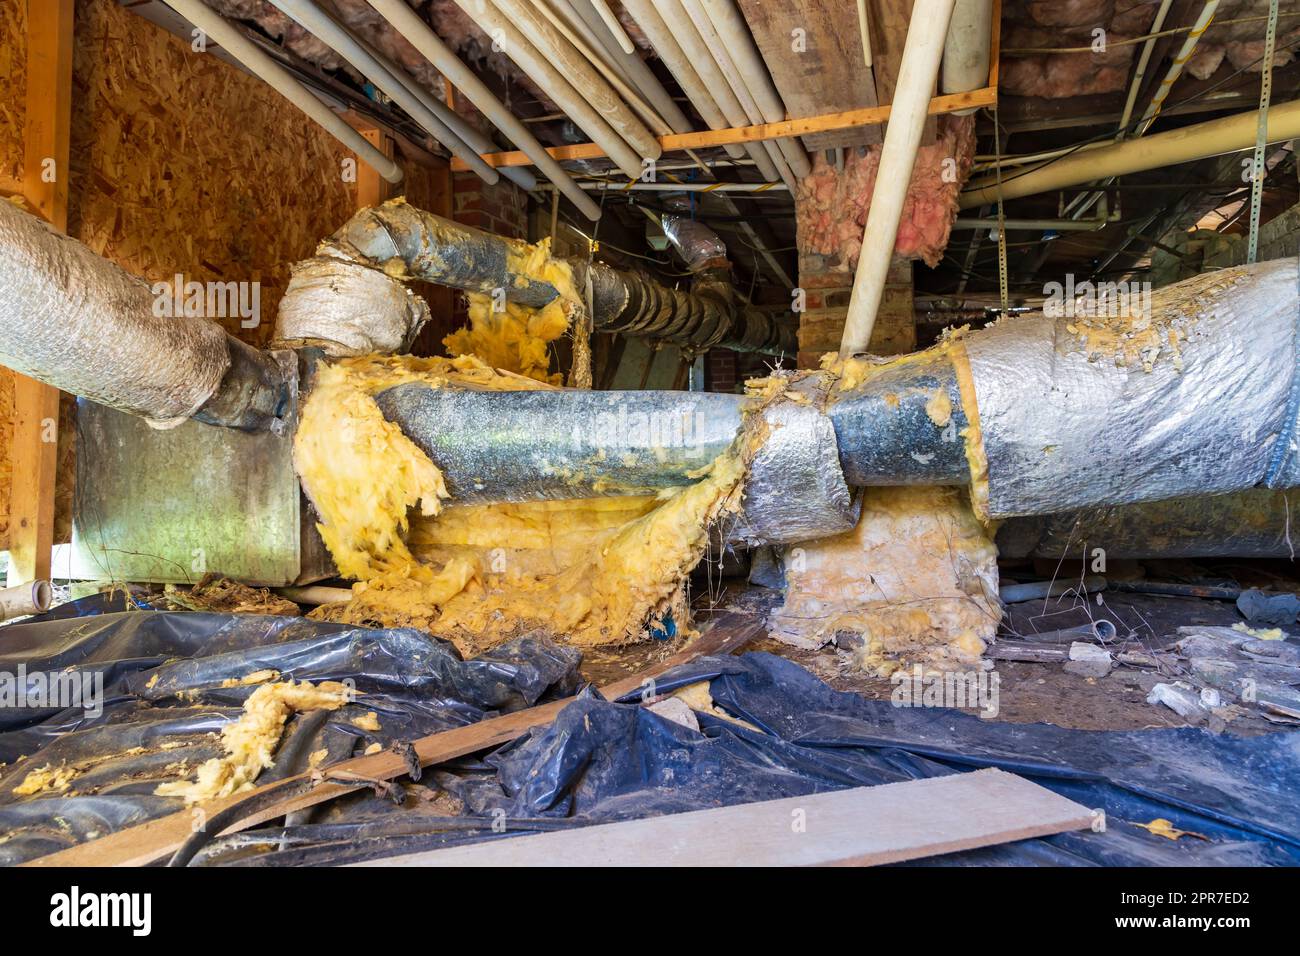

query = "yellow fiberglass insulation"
[442,238,582,385]
[155,679,353,805]
[769,485,1000,676]
[294,355,765,656]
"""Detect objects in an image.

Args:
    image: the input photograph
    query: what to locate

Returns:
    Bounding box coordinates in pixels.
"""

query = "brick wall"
[452,171,527,239]
[795,257,915,367]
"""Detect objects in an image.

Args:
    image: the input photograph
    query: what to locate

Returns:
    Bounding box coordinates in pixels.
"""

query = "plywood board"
[355,769,1096,866]
[735,0,881,150]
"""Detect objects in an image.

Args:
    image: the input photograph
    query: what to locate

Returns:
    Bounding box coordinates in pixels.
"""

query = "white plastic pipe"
[268,0,498,183]
[839,0,957,357]
[650,0,779,180]
[699,0,811,178]
[961,98,1300,208]
[352,33,539,191]
[454,0,654,177]
[941,0,993,115]
[1135,0,1220,137]
[167,0,402,183]
[367,0,601,219]
[0,580,52,621]
[620,0,747,158]
[590,0,637,54]
[557,0,694,134]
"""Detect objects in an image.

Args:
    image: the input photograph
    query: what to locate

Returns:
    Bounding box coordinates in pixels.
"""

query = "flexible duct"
[275,200,796,354]
[0,199,284,430]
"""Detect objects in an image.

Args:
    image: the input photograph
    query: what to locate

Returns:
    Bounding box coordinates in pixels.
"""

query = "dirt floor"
[579,573,1295,738]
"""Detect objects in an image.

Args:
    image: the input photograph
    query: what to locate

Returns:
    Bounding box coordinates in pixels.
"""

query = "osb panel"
[0,0,365,551]
[67,0,358,346]
[0,0,26,192]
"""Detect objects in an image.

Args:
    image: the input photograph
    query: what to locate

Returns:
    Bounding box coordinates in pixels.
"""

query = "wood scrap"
[23,612,764,868]
[352,768,1097,867]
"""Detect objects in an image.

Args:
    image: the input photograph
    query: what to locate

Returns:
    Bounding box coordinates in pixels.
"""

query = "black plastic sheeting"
[1,604,1298,866]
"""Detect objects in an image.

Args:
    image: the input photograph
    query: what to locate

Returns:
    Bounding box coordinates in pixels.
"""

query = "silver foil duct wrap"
[996,489,1300,560]
[964,258,1300,519]
[725,398,860,547]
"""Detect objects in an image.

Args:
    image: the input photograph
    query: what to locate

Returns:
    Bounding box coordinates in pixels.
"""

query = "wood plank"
[354,127,395,210]
[24,612,764,867]
[870,0,937,144]
[353,768,1097,867]
[8,0,74,587]
[450,87,996,170]
[734,0,881,150]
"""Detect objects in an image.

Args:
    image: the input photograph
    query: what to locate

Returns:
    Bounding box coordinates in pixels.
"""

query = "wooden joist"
[8,0,74,586]
[25,612,764,867]
[354,769,1097,867]
[449,87,997,171]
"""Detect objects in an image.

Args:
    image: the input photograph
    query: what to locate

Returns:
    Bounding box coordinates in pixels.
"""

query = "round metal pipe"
[961,98,1300,208]
[267,0,499,184]
[367,0,602,220]
[167,0,402,184]
[373,384,745,502]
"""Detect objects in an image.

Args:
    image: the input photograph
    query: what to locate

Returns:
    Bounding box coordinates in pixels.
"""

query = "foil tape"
[726,398,861,547]
[964,258,1300,519]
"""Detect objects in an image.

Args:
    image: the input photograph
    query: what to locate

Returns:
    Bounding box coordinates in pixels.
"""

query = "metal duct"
[0,199,284,430]
[275,201,796,355]
[995,489,1300,560]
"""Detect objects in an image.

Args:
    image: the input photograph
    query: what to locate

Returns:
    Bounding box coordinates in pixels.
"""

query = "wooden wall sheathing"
[0,0,404,551]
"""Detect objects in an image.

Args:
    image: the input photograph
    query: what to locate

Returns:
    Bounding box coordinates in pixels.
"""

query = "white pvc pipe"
[590,0,637,54]
[1117,0,1174,135]
[558,0,694,134]
[353,34,539,191]
[620,0,747,158]
[0,580,52,620]
[268,0,499,183]
[650,0,779,180]
[167,0,402,184]
[839,0,958,357]
[941,0,993,115]
[961,98,1300,208]
[699,0,811,177]
[367,0,602,219]
[454,0,653,177]
[1135,1,1220,136]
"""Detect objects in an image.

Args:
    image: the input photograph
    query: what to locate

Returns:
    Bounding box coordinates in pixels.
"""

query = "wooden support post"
[355,127,395,209]
[8,0,74,587]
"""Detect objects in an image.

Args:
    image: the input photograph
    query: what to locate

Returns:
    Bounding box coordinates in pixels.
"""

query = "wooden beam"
[353,769,1097,867]
[8,0,74,586]
[450,87,997,171]
[355,127,395,210]
[25,612,764,868]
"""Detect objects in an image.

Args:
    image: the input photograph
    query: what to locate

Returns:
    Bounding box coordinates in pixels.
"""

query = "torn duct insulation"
[794,115,975,271]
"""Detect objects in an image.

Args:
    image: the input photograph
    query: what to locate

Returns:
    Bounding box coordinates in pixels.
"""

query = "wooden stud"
[450,87,997,171]
[9,0,74,587]
[355,127,395,209]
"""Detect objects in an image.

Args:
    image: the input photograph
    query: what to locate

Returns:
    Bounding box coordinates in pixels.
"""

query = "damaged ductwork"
[275,200,796,355]
[0,199,284,430]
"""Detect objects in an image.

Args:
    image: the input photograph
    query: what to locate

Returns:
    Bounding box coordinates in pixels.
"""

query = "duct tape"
[964,258,1299,518]
[725,397,861,548]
